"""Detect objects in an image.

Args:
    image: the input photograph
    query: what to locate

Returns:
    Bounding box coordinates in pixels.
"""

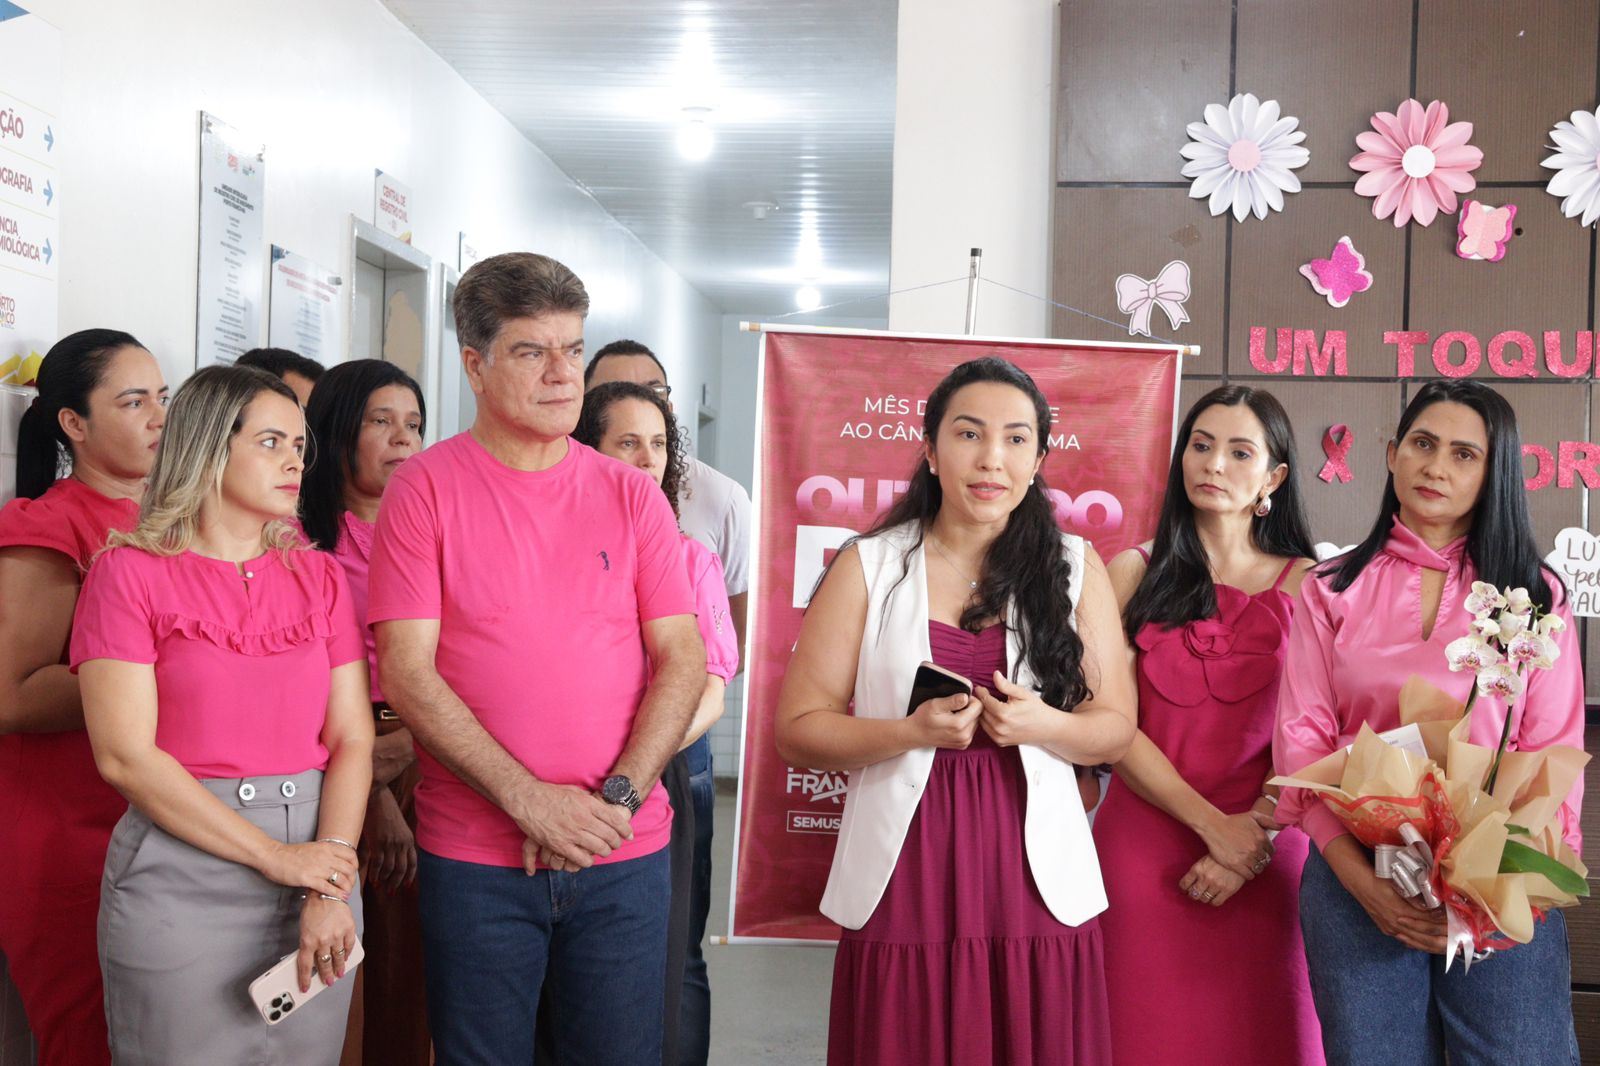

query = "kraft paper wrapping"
[1270,676,1589,945]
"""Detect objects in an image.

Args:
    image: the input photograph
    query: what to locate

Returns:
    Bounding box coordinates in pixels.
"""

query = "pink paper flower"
[1350,99,1483,227]
[1299,236,1373,308]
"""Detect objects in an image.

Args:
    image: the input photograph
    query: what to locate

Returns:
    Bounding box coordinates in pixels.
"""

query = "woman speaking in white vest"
[776,356,1136,1066]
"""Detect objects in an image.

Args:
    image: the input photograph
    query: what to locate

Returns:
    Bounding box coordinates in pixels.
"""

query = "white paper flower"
[1542,108,1600,227]
[1445,635,1501,673]
[1181,93,1310,221]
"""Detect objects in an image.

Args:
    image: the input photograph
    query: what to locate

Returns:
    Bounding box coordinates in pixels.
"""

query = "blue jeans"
[678,737,715,1065]
[417,845,670,1066]
[1299,845,1579,1066]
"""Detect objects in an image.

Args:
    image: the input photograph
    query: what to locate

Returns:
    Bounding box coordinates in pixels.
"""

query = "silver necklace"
[928,534,979,590]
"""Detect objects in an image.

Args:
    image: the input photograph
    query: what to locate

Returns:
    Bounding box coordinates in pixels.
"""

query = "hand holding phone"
[906,661,980,751]
[248,938,364,1025]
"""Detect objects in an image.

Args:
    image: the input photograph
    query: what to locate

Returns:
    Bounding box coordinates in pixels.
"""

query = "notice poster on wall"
[268,246,341,366]
[196,112,265,367]
[0,3,60,386]
[374,169,412,244]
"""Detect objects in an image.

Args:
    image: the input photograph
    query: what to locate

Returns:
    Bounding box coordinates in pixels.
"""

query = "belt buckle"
[377,706,400,721]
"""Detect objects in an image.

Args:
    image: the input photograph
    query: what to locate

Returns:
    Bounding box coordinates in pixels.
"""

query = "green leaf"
[1505,824,1532,837]
[1499,839,1590,896]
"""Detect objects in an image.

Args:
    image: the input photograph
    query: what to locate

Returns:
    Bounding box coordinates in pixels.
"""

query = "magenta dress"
[828,621,1111,1066]
[1092,562,1322,1065]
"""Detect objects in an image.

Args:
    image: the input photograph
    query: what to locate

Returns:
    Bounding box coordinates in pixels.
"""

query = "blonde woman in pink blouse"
[1274,379,1582,1066]
[72,366,374,1065]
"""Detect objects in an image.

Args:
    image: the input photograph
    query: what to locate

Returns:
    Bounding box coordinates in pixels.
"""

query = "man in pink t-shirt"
[369,253,704,1066]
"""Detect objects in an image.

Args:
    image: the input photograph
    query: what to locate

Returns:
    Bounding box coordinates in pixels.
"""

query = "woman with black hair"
[1095,385,1322,1065]
[300,358,428,1065]
[775,357,1135,1065]
[0,329,166,1065]
[1275,379,1583,1064]
[573,381,738,1066]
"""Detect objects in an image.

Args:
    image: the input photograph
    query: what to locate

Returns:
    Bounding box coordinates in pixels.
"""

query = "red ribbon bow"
[1319,424,1353,484]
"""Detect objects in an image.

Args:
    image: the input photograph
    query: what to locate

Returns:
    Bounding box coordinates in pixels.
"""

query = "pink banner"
[732,327,1182,940]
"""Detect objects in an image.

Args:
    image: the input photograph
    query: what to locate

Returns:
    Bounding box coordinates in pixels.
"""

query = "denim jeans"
[417,845,670,1066]
[678,736,715,1065]
[1299,845,1579,1066]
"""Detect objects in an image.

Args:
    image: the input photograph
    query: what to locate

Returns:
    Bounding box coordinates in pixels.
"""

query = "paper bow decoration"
[1299,236,1373,308]
[1114,260,1191,338]
[1456,200,1516,262]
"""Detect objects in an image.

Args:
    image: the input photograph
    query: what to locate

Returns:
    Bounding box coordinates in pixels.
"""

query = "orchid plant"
[1444,581,1565,794]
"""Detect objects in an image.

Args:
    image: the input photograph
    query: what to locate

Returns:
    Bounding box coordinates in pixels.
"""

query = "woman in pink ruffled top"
[1275,380,1583,1065]
[1098,385,1323,1066]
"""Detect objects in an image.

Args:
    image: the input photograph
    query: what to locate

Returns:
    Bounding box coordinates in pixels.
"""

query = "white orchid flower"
[1464,581,1508,617]
[1507,630,1560,671]
[1504,587,1533,616]
[1497,611,1531,644]
[1446,635,1502,673]
[1476,662,1524,700]
[1537,613,1568,637]
[1469,617,1500,641]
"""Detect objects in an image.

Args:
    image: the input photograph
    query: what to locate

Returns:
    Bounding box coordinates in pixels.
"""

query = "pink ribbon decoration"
[1319,423,1353,484]
[1114,260,1191,338]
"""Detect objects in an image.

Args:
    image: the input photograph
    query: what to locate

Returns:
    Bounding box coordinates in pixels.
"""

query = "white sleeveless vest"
[817,521,1109,930]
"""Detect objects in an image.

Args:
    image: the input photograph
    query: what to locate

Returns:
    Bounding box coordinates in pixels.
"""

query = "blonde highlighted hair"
[108,365,308,559]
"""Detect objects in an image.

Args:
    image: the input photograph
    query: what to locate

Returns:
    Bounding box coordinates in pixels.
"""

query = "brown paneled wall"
[1055,0,1599,1056]
[1054,0,1600,679]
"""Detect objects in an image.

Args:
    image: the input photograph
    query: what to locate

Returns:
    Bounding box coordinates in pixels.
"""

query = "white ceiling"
[382,0,897,317]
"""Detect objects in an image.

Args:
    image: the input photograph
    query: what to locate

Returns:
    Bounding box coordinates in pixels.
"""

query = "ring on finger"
[1203,891,1216,902]
[1188,887,1201,899]
[317,952,333,964]
[334,947,348,957]
[328,871,340,886]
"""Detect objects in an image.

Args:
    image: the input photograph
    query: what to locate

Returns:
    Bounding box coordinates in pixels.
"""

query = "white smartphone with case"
[248,937,364,1025]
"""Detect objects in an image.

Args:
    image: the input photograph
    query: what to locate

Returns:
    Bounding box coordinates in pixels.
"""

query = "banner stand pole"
[964,247,982,334]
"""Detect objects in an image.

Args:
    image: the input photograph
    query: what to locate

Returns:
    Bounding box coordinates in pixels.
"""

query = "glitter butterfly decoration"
[1299,236,1373,309]
[1456,200,1516,262]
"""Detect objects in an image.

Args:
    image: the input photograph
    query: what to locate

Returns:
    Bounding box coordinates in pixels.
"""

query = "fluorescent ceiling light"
[795,286,822,311]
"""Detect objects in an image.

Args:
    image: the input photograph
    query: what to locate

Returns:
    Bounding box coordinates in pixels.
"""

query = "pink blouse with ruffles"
[1274,518,1585,855]
[70,544,366,779]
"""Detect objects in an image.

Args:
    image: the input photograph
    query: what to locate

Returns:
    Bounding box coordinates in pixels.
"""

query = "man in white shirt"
[584,338,750,1066]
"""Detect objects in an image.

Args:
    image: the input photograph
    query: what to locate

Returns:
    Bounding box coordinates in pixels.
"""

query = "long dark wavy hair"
[16,329,145,499]
[1322,379,1560,610]
[1123,386,1317,637]
[299,359,424,552]
[859,356,1090,713]
[574,381,687,518]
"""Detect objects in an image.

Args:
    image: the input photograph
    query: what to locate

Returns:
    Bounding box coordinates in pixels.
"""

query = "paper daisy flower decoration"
[1541,108,1600,227]
[1181,93,1309,221]
[1350,99,1482,227]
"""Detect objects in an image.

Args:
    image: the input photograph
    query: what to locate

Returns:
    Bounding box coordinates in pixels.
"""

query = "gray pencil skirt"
[98,769,363,1066]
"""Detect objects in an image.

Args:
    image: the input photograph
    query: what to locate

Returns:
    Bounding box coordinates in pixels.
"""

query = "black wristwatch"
[600,775,642,816]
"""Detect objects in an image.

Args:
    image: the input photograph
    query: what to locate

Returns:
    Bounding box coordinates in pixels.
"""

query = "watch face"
[602,776,633,804]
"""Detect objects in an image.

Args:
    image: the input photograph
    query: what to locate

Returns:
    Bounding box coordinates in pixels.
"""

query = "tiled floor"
[706,785,834,1065]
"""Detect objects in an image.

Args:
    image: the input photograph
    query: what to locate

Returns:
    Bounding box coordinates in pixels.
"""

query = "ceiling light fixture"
[678,106,714,161]
[795,285,822,311]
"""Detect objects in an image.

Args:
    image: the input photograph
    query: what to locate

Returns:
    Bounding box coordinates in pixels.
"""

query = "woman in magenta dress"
[1097,385,1323,1065]
[776,357,1136,1066]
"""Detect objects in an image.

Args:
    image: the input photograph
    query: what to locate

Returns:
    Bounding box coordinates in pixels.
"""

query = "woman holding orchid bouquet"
[1275,379,1582,1065]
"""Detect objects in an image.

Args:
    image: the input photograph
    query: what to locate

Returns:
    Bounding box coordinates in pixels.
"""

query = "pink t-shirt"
[682,534,738,682]
[331,512,382,702]
[1275,518,1585,855]
[367,434,696,868]
[70,544,366,779]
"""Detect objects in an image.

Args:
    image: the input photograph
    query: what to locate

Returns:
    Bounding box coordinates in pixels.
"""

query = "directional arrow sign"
[42,179,51,205]
[42,237,50,264]
[42,125,51,151]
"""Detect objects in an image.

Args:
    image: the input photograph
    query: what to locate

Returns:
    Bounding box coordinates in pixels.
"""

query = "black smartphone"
[906,660,974,716]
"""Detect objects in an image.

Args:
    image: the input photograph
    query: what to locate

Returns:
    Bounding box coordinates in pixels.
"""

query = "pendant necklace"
[928,534,979,590]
